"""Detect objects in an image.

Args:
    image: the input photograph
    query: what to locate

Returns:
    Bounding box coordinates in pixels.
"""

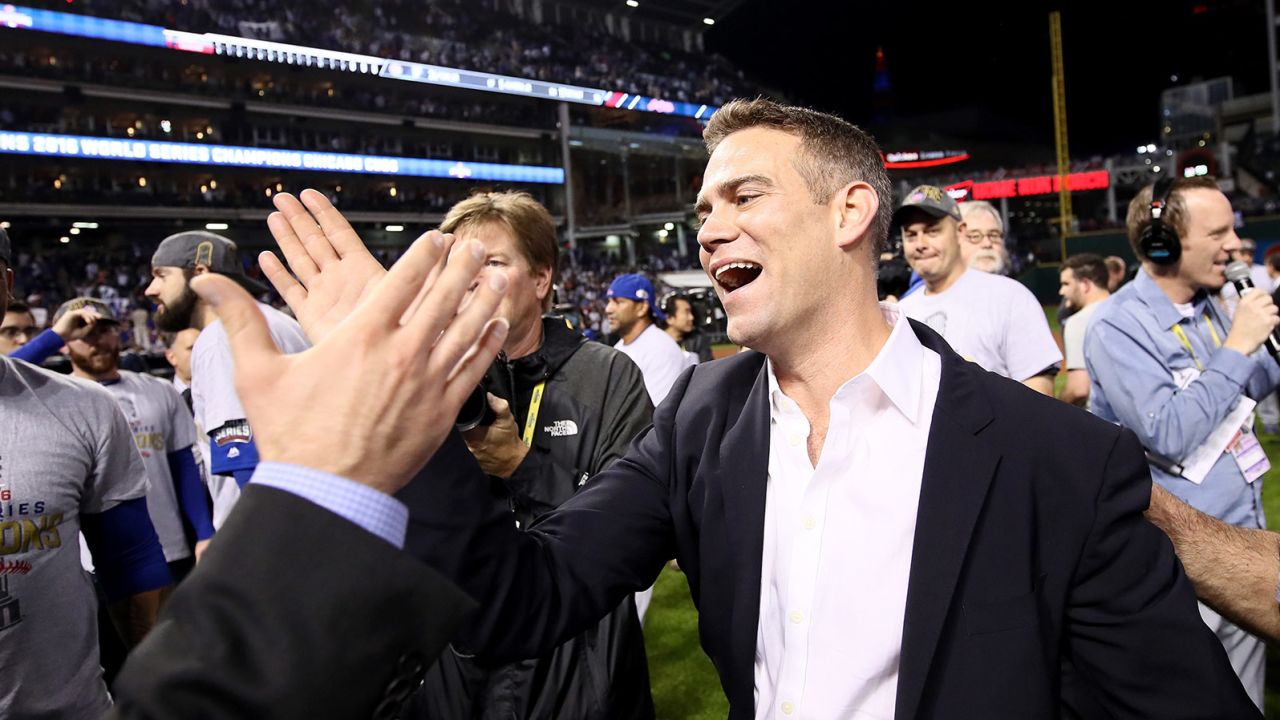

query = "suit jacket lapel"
[895,322,1000,720]
[718,355,772,715]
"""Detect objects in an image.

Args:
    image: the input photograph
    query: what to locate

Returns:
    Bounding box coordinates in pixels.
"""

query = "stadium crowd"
[32,0,769,106]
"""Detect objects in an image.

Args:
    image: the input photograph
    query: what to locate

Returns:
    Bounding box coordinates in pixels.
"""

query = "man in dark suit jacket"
[394,100,1258,719]
[106,227,512,719]
[251,101,1260,718]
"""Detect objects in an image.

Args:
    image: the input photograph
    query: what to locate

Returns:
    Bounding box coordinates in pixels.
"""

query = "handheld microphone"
[1224,260,1280,360]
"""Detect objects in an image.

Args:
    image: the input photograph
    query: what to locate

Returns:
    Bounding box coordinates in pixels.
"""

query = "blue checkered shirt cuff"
[250,462,409,549]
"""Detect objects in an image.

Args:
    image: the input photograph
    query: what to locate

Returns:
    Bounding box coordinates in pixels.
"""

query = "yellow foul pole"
[1050,11,1071,259]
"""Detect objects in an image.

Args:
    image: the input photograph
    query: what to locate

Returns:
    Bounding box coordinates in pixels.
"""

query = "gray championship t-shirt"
[0,357,148,718]
[104,371,199,562]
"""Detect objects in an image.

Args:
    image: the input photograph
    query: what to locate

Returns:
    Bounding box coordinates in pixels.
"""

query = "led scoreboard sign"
[0,4,718,120]
[0,131,566,184]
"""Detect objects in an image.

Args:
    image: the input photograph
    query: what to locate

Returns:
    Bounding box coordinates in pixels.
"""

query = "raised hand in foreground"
[264,189,452,344]
[191,233,508,495]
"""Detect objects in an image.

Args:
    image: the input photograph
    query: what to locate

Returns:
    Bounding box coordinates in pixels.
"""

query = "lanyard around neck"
[521,381,546,446]
[1170,312,1222,371]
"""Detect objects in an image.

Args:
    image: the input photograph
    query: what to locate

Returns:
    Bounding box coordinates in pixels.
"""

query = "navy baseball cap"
[151,230,268,295]
[607,274,666,323]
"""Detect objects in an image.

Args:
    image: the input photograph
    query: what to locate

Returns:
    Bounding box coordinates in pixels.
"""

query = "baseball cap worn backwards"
[151,230,268,295]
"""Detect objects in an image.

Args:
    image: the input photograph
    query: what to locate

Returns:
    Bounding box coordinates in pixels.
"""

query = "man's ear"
[834,181,879,252]
[193,264,211,276]
[534,264,554,305]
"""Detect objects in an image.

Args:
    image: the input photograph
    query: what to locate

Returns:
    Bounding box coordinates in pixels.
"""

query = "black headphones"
[1139,177,1181,266]
[659,292,681,318]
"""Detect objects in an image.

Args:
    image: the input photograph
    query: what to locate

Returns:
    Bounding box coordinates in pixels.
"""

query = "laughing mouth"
[713,261,763,292]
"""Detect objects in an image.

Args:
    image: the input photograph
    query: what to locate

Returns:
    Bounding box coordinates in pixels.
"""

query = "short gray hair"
[959,200,1003,233]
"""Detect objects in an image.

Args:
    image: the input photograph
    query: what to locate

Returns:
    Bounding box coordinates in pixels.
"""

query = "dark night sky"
[703,0,1268,160]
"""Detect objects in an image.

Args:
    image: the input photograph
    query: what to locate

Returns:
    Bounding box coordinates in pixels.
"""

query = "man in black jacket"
[416,191,655,720]
[264,189,655,719]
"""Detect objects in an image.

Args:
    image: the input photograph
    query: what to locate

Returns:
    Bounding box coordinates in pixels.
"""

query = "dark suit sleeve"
[399,367,686,663]
[1065,429,1260,718]
[109,485,476,720]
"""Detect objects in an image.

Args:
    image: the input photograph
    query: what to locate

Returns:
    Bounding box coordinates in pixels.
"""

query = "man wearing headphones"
[661,293,714,364]
[1085,176,1280,707]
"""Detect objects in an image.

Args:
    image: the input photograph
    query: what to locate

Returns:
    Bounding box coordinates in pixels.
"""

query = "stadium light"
[385,225,405,232]
[138,177,147,187]
[1137,146,1147,154]
[626,0,638,6]
[59,236,70,244]
[664,222,674,231]
[1153,165,1162,173]
[72,222,98,229]
[1147,144,1157,153]
[70,227,80,235]
[703,17,715,25]
[206,222,230,230]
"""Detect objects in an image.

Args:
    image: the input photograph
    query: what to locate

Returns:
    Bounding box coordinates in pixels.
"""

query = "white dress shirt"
[754,304,941,720]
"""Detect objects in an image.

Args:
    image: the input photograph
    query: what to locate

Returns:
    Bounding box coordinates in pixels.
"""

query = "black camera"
[456,383,498,432]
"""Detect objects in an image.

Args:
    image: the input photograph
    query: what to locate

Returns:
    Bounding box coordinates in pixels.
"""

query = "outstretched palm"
[262,189,392,342]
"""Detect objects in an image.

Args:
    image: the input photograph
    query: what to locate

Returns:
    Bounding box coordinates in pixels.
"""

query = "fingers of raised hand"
[358,233,449,329]
[403,238,493,346]
[272,193,339,271]
[266,208,320,284]
[425,259,509,381]
[300,188,368,260]
[259,251,309,309]
[440,319,509,410]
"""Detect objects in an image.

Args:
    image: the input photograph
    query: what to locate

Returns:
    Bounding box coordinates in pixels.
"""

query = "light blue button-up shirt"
[251,462,409,547]
[1085,268,1280,528]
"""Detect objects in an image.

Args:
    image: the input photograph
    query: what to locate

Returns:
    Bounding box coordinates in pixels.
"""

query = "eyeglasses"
[0,326,36,340]
[964,231,1005,244]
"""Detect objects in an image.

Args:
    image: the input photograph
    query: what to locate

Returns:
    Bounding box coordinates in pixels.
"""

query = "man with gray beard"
[959,200,1009,275]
